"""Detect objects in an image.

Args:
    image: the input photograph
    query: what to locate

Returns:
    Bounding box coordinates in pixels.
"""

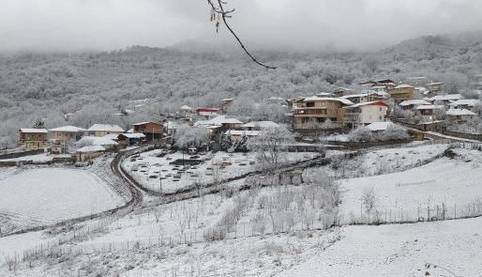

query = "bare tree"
[207,0,276,70]
[249,125,294,170]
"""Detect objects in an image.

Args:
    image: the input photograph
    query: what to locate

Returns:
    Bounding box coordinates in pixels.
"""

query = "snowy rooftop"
[225,130,261,137]
[19,128,48,134]
[446,109,476,116]
[76,145,106,153]
[345,101,388,109]
[132,121,158,126]
[399,99,431,106]
[88,124,124,132]
[449,99,480,107]
[242,121,280,129]
[77,136,118,146]
[394,84,414,89]
[119,133,146,139]
[303,96,354,106]
[194,116,243,127]
[416,105,445,110]
[49,126,85,133]
[179,105,192,111]
[429,94,462,102]
[366,121,397,131]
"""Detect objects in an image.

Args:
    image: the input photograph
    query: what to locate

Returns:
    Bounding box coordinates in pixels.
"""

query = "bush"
[348,125,409,142]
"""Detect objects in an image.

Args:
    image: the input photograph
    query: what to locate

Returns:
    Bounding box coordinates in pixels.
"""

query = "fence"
[343,199,482,226]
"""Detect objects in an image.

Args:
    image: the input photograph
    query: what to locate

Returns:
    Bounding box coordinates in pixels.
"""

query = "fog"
[1,0,482,52]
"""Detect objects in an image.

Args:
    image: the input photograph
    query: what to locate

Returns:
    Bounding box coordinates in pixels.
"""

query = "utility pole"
[159,174,162,194]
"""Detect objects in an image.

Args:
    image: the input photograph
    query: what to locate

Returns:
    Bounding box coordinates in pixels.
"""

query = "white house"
[344,101,389,128]
[87,124,124,137]
[75,145,106,162]
[429,94,462,105]
[399,100,431,110]
[241,121,280,130]
[446,108,476,123]
[448,99,480,111]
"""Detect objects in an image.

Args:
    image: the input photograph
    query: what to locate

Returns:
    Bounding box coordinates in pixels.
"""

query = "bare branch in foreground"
[207,0,277,70]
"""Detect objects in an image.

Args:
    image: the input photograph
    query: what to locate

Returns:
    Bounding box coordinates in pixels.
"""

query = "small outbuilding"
[75,145,105,162]
[117,133,146,147]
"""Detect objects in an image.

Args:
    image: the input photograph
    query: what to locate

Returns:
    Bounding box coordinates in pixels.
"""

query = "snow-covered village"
[2,1,482,277]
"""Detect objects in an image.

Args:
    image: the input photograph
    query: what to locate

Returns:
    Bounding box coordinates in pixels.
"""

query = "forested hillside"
[1,32,482,146]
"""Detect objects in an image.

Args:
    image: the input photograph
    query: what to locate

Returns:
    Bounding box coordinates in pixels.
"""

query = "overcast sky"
[1,0,482,52]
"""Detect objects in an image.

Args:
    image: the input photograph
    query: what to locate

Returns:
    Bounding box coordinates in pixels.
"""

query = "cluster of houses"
[17,76,482,160]
[289,78,480,132]
[18,122,162,161]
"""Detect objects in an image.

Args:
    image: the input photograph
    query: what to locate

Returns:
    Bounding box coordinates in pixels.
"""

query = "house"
[446,109,476,123]
[221,98,234,112]
[196,107,220,118]
[76,136,118,151]
[132,122,163,141]
[291,96,353,131]
[342,91,388,104]
[194,116,243,130]
[166,121,179,137]
[399,99,431,110]
[194,116,243,138]
[415,105,445,116]
[225,130,261,141]
[87,124,124,137]
[332,87,353,97]
[360,79,396,89]
[75,145,106,162]
[179,105,193,117]
[388,84,415,103]
[407,76,428,87]
[241,121,280,130]
[343,101,389,128]
[48,126,86,154]
[429,94,462,105]
[18,128,49,150]
[427,82,443,93]
[366,121,398,132]
[117,133,146,147]
[448,99,480,111]
[414,87,431,97]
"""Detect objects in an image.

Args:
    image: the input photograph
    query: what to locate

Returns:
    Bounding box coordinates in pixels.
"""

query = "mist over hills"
[1,31,482,146]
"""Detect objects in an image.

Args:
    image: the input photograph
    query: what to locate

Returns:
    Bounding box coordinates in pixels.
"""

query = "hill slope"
[1,32,482,146]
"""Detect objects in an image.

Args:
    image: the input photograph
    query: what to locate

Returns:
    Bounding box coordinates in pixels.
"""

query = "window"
[306,102,315,107]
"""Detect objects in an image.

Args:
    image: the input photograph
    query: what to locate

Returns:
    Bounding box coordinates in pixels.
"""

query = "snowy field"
[0,167,124,233]
[339,148,482,223]
[330,143,448,178]
[279,217,482,277]
[123,150,320,194]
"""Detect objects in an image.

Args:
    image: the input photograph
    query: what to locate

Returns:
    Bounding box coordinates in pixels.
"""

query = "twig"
[207,0,276,70]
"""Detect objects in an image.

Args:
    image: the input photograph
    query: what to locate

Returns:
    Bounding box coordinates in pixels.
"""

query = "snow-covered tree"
[249,125,294,170]
[174,126,210,150]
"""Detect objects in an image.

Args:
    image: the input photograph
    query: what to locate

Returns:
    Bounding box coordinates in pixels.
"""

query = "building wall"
[134,122,162,135]
[292,100,345,130]
[359,105,388,124]
[76,151,104,162]
[19,133,48,150]
[389,87,414,102]
[92,130,123,137]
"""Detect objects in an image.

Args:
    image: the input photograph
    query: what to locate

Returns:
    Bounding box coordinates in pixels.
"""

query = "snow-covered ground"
[339,148,482,223]
[1,144,481,276]
[330,144,448,178]
[123,150,320,194]
[279,217,482,277]
[0,167,124,233]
